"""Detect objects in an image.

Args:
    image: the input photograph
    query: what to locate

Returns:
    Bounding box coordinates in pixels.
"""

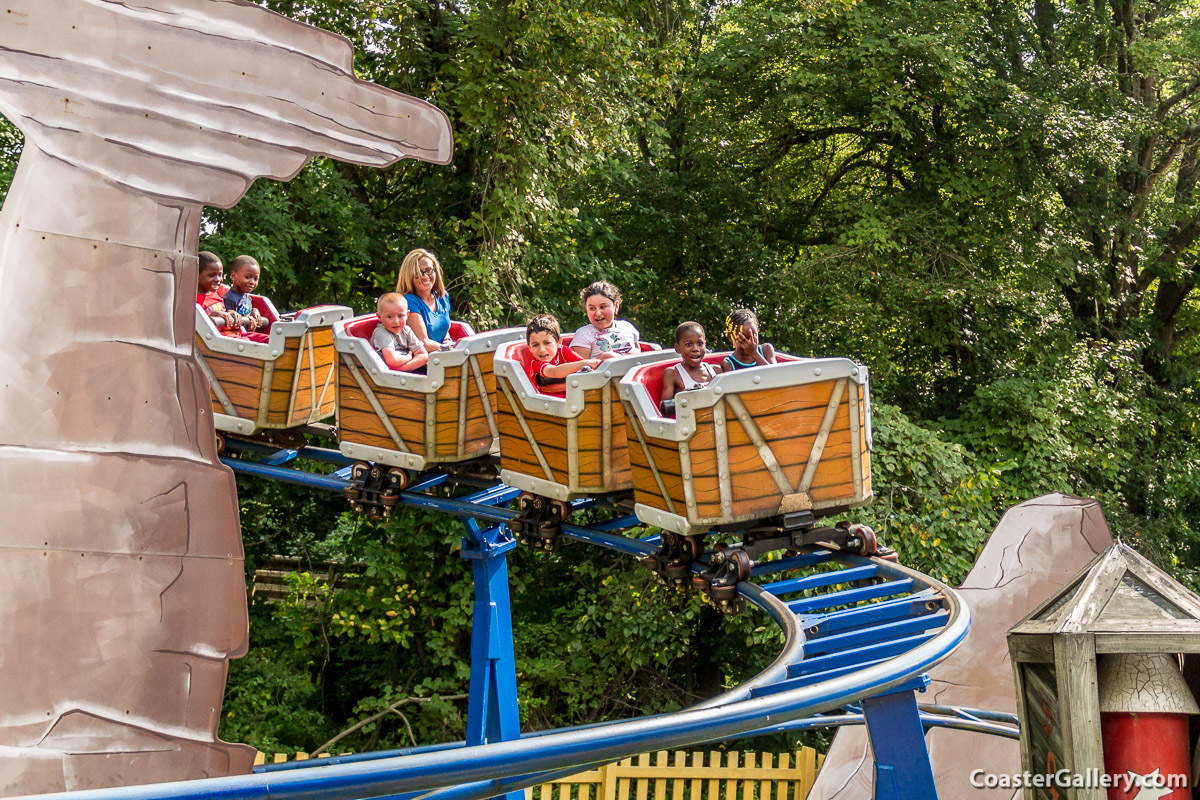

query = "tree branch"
[1140,217,1200,294]
[782,124,879,146]
[1157,77,1200,120]
[389,707,418,748]
[791,150,907,234]
[313,693,468,756]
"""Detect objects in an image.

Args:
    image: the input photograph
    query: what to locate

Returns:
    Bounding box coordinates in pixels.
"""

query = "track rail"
[14,442,976,800]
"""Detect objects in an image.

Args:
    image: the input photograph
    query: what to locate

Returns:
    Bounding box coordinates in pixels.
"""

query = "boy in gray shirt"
[372,292,428,372]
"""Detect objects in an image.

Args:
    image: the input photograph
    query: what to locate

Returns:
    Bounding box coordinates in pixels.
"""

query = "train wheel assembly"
[344,461,410,518]
[510,493,566,552]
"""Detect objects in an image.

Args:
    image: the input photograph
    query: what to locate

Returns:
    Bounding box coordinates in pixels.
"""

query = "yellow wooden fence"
[254,749,825,800]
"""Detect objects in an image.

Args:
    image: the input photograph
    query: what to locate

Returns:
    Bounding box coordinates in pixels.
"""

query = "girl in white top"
[570,280,641,360]
[660,321,720,405]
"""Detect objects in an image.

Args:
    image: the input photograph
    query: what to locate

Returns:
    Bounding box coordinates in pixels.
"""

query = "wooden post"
[654,750,668,800]
[602,757,620,800]
[671,751,686,800]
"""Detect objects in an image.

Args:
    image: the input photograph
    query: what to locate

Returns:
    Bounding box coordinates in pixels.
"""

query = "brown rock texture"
[0,1,451,792]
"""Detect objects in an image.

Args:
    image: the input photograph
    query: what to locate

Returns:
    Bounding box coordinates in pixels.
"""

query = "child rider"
[372,293,429,373]
[720,308,777,372]
[196,251,237,330]
[570,281,640,360]
[660,321,719,407]
[527,314,600,396]
[222,255,268,335]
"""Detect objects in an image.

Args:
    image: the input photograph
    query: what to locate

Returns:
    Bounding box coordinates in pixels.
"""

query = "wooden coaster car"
[492,337,676,501]
[619,355,874,534]
[334,316,524,470]
[195,301,352,436]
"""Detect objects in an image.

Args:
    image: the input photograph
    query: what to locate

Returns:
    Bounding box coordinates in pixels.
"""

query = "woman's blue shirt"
[405,293,451,344]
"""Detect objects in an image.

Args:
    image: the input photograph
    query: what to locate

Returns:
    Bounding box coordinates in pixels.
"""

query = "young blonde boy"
[372,293,428,373]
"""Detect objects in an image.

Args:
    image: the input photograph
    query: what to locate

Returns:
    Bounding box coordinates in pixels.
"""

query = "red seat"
[250,295,280,329]
[347,316,474,344]
[627,360,670,409]
[630,351,798,398]
[346,316,379,340]
[508,343,536,375]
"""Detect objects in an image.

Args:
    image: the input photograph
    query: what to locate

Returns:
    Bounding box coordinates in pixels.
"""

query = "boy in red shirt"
[525,314,600,395]
[196,251,237,330]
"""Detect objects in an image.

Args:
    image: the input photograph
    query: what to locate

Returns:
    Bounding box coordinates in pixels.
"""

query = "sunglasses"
[420,267,437,277]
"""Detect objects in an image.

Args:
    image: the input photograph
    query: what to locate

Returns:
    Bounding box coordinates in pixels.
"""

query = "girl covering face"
[720,308,777,372]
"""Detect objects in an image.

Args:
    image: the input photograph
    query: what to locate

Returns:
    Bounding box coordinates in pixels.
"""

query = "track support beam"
[861,684,938,800]
[460,493,524,800]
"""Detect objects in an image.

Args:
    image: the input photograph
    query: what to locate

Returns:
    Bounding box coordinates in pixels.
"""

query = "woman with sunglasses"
[396,248,453,351]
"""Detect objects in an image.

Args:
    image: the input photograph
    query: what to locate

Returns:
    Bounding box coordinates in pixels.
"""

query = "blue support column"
[458,500,524,800]
[860,679,938,800]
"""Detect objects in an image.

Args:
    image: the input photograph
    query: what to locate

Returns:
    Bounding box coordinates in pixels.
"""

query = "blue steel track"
[15,441,1005,800]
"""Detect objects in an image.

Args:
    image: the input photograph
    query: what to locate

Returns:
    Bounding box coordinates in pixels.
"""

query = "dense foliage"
[4,0,1199,757]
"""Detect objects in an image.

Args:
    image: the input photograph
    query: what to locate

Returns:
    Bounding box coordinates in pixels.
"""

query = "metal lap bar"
[751,551,833,578]
[788,631,939,678]
[786,578,915,614]
[800,611,950,658]
[799,589,945,638]
[763,564,878,596]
